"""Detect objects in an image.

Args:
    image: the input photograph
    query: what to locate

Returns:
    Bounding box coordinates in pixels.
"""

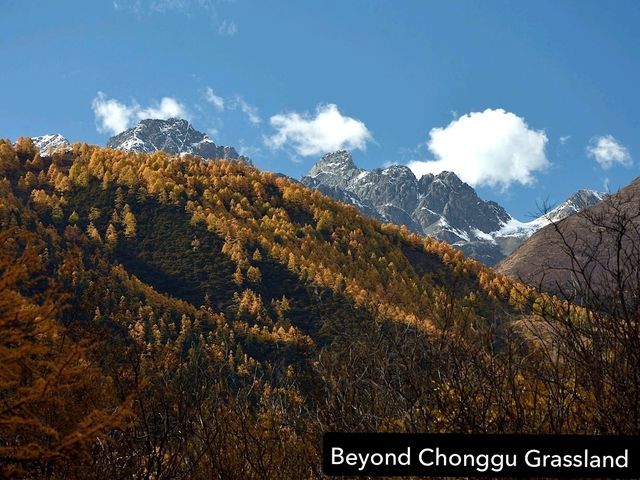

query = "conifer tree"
[123,204,137,238]
[105,223,118,248]
[86,222,101,242]
[0,140,19,176]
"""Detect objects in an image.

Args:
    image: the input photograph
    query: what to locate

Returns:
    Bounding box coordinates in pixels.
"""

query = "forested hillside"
[1,138,638,479]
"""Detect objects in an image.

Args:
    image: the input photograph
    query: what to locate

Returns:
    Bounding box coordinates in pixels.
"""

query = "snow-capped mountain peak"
[106,118,251,164]
[308,150,359,176]
[301,150,605,265]
[302,151,513,264]
[31,134,70,156]
[538,189,606,224]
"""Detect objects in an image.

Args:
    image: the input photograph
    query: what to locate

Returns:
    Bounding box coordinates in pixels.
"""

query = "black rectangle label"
[323,433,639,477]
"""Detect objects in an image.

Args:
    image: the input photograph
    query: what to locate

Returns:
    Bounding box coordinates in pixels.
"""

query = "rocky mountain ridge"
[301,150,605,265]
[106,118,251,164]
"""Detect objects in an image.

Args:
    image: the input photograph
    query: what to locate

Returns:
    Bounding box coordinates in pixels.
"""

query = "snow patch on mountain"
[472,228,497,243]
[494,189,607,239]
[31,134,70,156]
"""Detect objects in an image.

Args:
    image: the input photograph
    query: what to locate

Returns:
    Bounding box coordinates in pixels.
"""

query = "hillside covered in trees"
[1,138,639,479]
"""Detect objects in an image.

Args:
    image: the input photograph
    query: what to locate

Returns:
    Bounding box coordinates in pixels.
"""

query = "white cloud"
[150,0,190,12]
[92,92,189,135]
[587,135,632,169]
[113,1,238,37]
[92,92,138,135]
[205,87,225,111]
[407,108,549,189]
[265,103,373,156]
[231,96,261,125]
[218,19,237,36]
[137,97,189,120]
[116,0,217,14]
[559,135,571,145]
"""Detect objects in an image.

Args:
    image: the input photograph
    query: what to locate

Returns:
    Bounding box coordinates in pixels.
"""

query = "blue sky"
[1,0,638,219]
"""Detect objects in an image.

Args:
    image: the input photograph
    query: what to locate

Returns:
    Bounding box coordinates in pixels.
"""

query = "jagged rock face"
[300,150,511,264]
[301,150,604,266]
[313,183,382,220]
[306,150,363,190]
[351,165,419,213]
[416,172,511,234]
[31,134,70,156]
[106,118,251,164]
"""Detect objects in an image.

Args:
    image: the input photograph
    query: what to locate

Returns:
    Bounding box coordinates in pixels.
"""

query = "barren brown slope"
[496,176,640,296]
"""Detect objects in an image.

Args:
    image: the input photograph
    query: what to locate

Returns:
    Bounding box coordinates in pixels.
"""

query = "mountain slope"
[5,138,510,373]
[106,118,251,164]
[2,137,638,477]
[496,178,638,294]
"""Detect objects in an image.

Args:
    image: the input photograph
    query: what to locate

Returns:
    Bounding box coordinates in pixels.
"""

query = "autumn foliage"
[0,139,638,478]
